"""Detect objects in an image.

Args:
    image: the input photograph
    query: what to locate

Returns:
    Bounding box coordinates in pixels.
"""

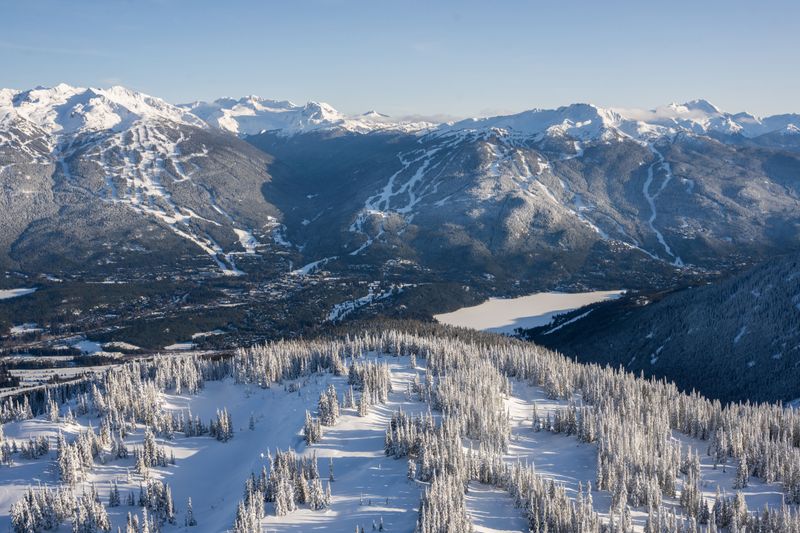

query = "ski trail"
[348,143,450,255]
[291,255,338,276]
[261,357,426,533]
[643,146,684,267]
[465,482,529,533]
[55,123,244,275]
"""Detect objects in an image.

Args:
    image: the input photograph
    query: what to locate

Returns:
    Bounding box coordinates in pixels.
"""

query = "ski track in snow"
[29,119,257,276]
[465,482,529,533]
[0,287,37,300]
[291,255,338,276]
[326,283,408,322]
[348,138,461,255]
[643,146,684,267]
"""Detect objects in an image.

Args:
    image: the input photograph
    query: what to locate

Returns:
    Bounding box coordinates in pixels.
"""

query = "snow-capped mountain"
[180,95,434,136]
[0,84,283,278]
[3,83,796,141]
[2,83,800,289]
[436,99,800,141]
[0,83,204,135]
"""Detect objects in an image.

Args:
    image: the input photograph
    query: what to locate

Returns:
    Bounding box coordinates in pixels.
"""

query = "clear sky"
[1,0,798,119]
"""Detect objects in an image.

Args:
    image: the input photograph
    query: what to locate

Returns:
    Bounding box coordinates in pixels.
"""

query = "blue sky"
[2,0,798,118]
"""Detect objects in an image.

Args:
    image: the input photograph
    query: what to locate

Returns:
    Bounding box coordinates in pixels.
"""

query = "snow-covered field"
[434,290,624,334]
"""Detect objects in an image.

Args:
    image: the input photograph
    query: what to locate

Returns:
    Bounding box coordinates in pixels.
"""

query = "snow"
[0,357,424,532]
[0,347,792,532]
[326,283,407,322]
[3,84,800,142]
[181,96,434,137]
[642,145,684,266]
[233,228,260,254]
[72,339,103,354]
[434,290,625,334]
[261,359,425,532]
[164,342,196,350]
[439,103,619,141]
[9,323,43,335]
[291,256,338,276]
[102,341,141,351]
[734,325,747,344]
[2,84,203,135]
[465,482,529,533]
[671,431,786,512]
[0,287,37,300]
[501,378,789,530]
[190,330,224,340]
[542,309,593,335]
[435,99,800,142]
[500,381,620,521]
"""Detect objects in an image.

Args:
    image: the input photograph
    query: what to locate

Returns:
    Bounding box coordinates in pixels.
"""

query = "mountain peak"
[1,83,203,134]
[679,99,722,114]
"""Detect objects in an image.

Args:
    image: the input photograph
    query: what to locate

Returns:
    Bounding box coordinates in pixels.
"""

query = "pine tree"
[185,497,197,526]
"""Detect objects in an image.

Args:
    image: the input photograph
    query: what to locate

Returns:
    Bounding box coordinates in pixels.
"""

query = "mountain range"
[1,84,800,290]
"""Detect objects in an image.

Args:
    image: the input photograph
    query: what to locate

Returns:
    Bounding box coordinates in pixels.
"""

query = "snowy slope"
[436,99,800,141]
[181,96,434,136]
[0,84,204,134]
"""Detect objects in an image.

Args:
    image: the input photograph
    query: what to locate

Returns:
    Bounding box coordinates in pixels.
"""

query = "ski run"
[0,326,798,532]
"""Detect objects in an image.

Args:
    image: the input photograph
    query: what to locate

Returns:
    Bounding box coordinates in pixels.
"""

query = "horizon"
[2,0,799,118]
[3,82,795,123]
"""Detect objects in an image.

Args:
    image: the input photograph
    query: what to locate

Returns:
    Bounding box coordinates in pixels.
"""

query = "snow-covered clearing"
[262,357,425,532]
[465,482,529,533]
[73,339,104,353]
[501,378,789,531]
[0,357,427,532]
[434,290,624,334]
[0,287,37,300]
[163,342,196,350]
[503,380,616,519]
[1,344,792,532]
[9,323,43,335]
[291,256,338,276]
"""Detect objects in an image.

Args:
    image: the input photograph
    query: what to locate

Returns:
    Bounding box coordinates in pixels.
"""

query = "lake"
[434,290,624,334]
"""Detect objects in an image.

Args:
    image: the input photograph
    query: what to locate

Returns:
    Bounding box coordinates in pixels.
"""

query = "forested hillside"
[524,253,800,403]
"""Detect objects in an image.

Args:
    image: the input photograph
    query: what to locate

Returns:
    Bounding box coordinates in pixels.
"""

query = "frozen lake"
[434,290,624,334]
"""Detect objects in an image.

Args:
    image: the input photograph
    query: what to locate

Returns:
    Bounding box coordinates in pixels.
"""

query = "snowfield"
[434,290,624,334]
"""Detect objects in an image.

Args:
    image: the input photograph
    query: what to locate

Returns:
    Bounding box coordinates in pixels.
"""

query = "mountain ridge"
[3,83,800,140]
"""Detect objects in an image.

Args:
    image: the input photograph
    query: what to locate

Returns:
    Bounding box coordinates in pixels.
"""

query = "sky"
[1,0,798,119]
